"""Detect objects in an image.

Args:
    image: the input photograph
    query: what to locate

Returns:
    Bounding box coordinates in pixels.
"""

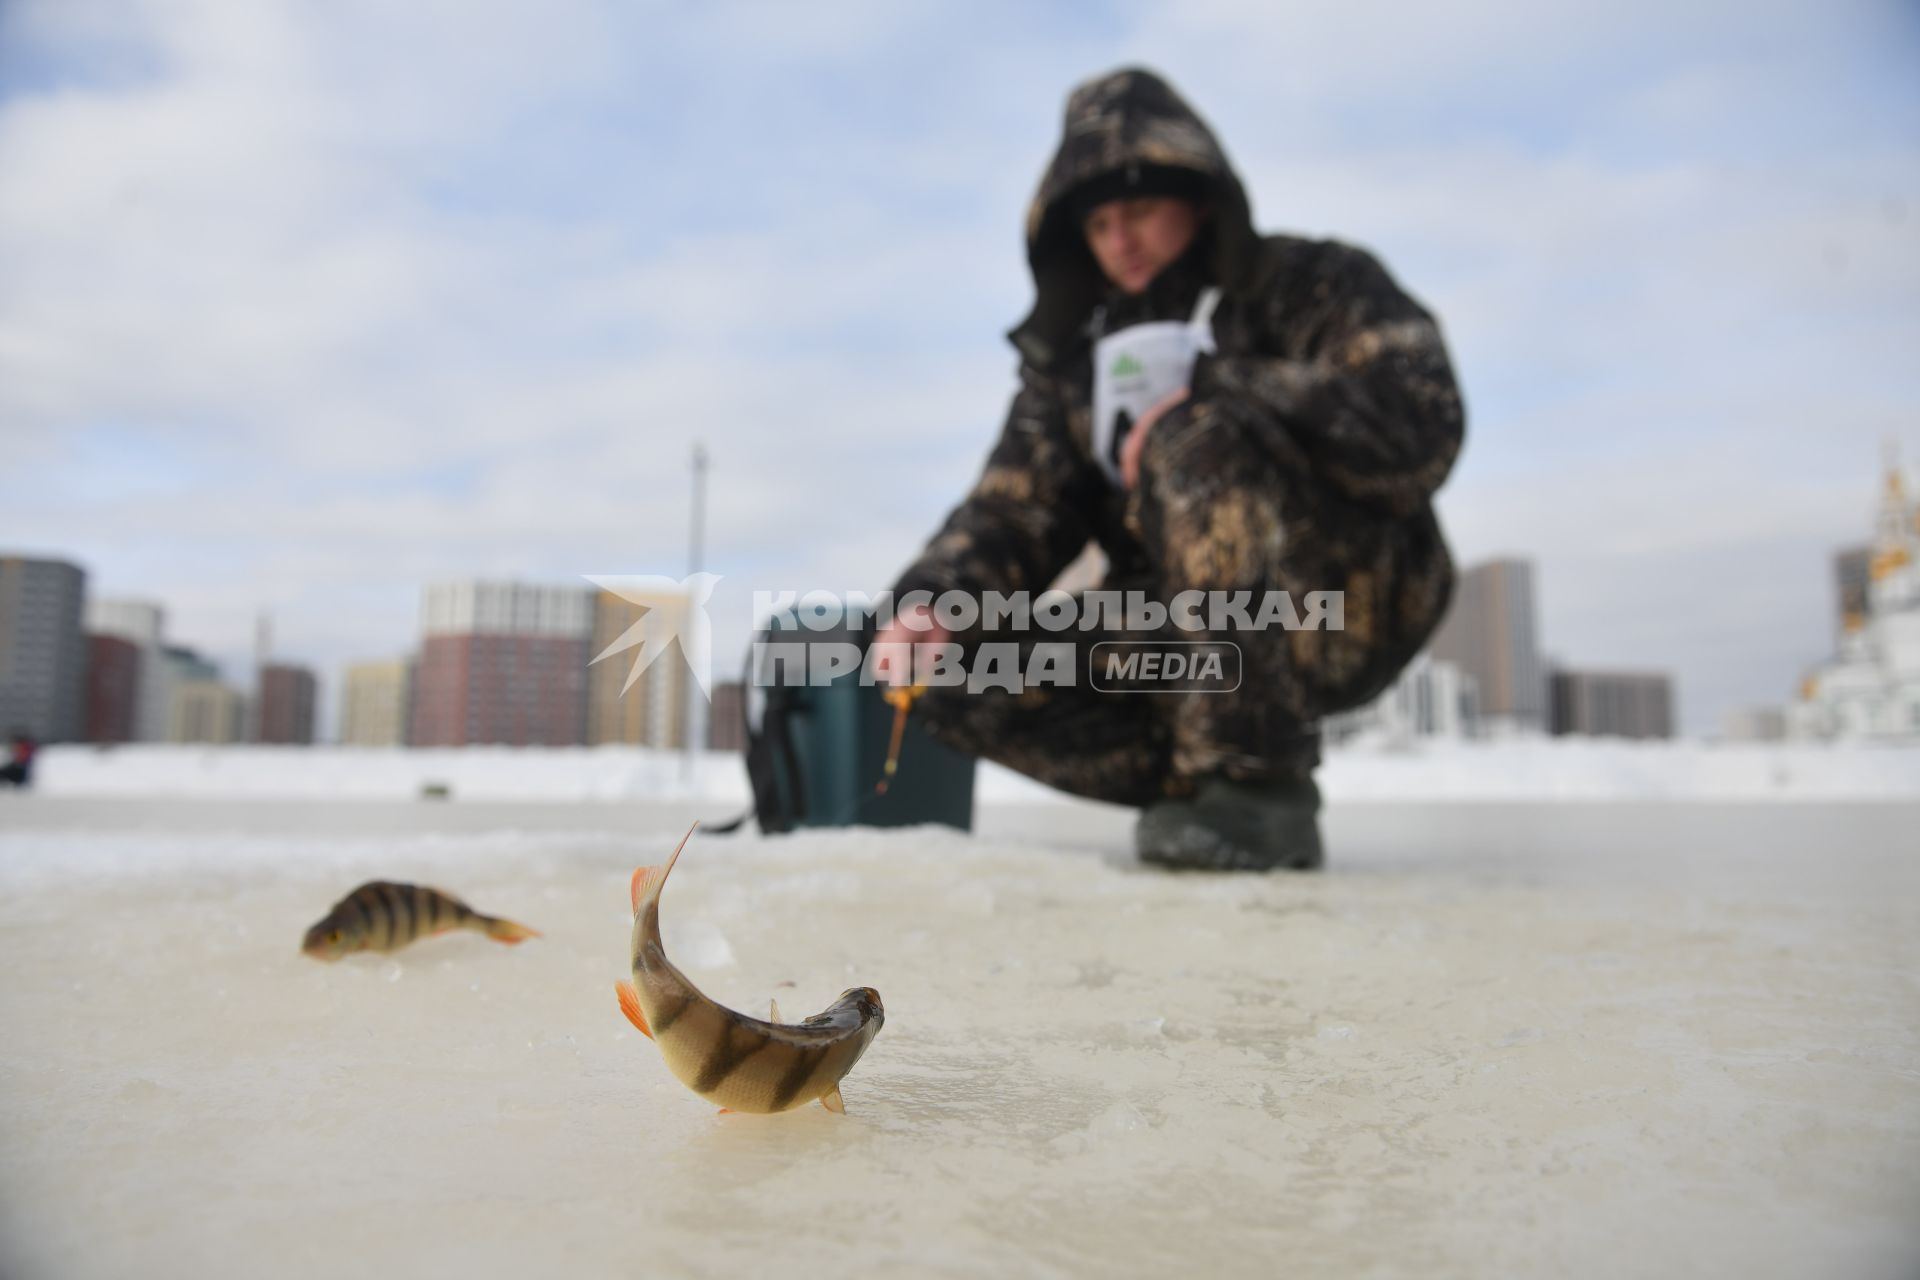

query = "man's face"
[1083,196,1202,296]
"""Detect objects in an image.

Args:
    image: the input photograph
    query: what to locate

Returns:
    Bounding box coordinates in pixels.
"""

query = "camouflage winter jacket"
[892,67,1464,609]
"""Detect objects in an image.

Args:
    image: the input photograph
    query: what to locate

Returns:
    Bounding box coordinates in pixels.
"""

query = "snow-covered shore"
[18,737,1920,804]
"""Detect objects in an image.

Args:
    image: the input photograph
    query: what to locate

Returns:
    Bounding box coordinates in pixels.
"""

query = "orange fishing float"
[875,684,926,795]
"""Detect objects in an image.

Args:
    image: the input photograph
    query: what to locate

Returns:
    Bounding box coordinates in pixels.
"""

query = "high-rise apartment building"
[85,634,142,743]
[1548,669,1675,739]
[87,599,164,645]
[171,679,244,744]
[587,587,689,749]
[256,663,318,744]
[1323,652,1480,744]
[0,555,88,742]
[707,680,746,752]
[340,659,413,746]
[410,582,592,746]
[1427,557,1547,735]
[88,598,172,742]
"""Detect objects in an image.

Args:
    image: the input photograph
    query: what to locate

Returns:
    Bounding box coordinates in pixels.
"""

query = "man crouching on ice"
[876,67,1465,871]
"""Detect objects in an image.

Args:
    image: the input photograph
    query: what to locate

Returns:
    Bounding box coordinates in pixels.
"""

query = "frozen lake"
[1,794,1916,1278]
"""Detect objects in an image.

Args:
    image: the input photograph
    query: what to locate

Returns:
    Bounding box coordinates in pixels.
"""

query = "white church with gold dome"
[1791,453,1920,742]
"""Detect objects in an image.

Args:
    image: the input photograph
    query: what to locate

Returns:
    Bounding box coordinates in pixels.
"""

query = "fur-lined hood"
[1009,67,1265,368]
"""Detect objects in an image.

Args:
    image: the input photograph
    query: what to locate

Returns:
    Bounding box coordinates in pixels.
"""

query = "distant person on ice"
[0,730,36,789]
[877,67,1463,869]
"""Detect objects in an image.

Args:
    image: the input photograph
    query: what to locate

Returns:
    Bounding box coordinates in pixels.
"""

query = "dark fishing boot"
[1135,775,1324,871]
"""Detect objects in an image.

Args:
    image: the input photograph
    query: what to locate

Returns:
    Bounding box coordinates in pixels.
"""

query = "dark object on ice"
[715,607,975,835]
[0,730,35,788]
[1135,775,1324,871]
[302,881,538,960]
[419,781,452,800]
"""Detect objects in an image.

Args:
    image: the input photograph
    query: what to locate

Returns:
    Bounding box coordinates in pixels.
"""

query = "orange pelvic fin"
[630,821,699,913]
[483,916,540,945]
[614,980,653,1039]
[819,1086,846,1114]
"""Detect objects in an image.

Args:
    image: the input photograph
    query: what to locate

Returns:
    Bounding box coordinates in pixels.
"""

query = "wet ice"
[0,780,1916,1279]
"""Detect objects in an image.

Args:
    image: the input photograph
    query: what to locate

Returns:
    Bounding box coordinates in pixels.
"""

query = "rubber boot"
[1135,775,1324,871]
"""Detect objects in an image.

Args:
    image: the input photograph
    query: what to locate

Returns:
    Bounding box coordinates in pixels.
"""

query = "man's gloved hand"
[871,600,950,687]
[1120,385,1190,490]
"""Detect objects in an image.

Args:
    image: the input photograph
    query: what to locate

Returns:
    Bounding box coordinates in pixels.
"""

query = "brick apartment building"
[256,663,318,744]
[409,582,592,746]
[85,633,142,743]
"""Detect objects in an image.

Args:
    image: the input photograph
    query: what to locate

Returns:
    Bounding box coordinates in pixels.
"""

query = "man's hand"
[1120,386,1189,490]
[872,601,950,686]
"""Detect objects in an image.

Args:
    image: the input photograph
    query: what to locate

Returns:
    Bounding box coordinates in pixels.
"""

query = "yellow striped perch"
[615,824,885,1115]
[302,881,540,961]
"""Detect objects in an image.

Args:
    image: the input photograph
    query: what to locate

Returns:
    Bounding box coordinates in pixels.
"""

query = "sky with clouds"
[2,0,1916,737]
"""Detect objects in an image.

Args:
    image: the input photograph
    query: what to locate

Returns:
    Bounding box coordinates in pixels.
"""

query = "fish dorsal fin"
[769,998,783,1024]
[630,821,699,914]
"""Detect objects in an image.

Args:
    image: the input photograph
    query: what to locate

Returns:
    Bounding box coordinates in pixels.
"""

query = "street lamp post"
[684,445,709,781]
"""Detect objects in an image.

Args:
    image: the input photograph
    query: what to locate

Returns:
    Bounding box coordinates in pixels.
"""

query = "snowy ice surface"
[1,789,1916,1279]
[25,737,1920,804]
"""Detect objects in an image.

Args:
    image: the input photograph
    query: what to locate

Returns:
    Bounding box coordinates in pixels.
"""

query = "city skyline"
[9,550,1686,747]
[12,445,1910,744]
[3,3,1917,735]
[24,470,1920,743]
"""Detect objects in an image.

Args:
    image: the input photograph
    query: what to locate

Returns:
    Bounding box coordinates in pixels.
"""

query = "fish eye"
[326,930,343,945]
